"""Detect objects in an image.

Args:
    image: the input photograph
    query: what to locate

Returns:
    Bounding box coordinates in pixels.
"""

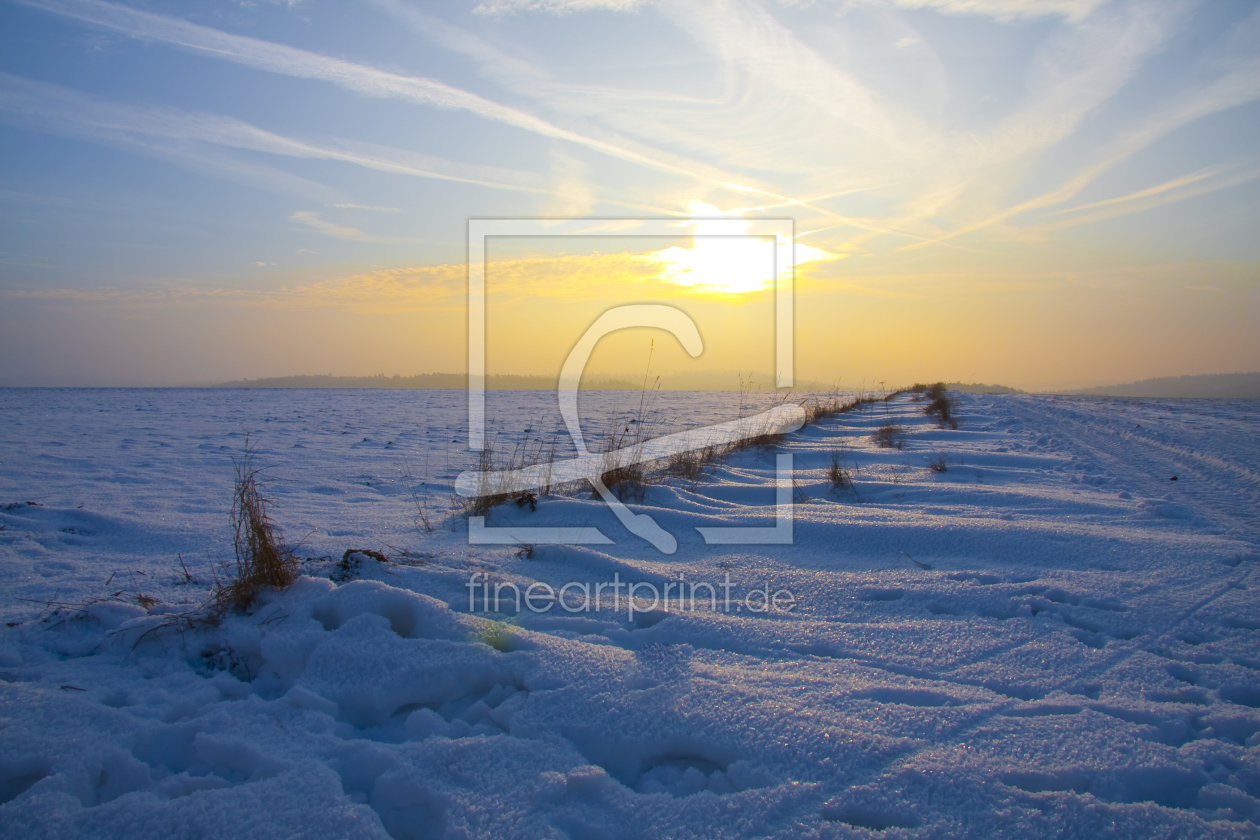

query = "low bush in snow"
[872,423,907,449]
[922,383,959,429]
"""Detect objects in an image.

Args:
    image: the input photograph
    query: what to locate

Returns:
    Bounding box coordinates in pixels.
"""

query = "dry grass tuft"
[872,423,907,449]
[726,430,786,455]
[801,392,863,425]
[800,382,911,427]
[923,382,959,429]
[455,445,550,517]
[592,370,667,502]
[828,450,855,491]
[927,453,948,473]
[596,422,650,502]
[210,448,298,616]
[597,466,648,500]
[401,457,434,533]
[665,444,720,485]
[26,447,301,638]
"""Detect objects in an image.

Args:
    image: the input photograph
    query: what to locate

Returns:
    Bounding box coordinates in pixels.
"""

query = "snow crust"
[0,388,1257,838]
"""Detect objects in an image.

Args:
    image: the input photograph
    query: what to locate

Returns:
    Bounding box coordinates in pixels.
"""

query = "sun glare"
[653,202,838,295]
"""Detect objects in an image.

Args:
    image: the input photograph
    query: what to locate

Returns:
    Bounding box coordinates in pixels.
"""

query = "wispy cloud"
[137,0,1178,259]
[11,0,1256,266]
[419,0,1258,259]
[473,0,646,15]
[898,37,1260,249]
[0,266,465,312]
[20,0,783,199]
[1045,168,1218,217]
[331,203,404,212]
[371,0,950,241]
[846,0,1110,24]
[965,1,1194,168]
[0,72,553,197]
[288,211,407,242]
[473,0,1108,22]
[538,150,598,217]
[0,252,685,310]
[0,72,734,217]
[1031,164,1260,233]
[379,0,1207,249]
[0,73,339,199]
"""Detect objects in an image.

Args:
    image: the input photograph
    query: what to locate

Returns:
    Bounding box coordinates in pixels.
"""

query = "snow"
[0,388,1257,838]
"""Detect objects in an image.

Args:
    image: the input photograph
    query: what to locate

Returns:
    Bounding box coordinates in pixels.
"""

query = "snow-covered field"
[1,388,1257,839]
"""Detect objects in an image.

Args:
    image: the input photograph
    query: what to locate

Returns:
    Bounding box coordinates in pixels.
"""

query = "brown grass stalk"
[210,446,298,616]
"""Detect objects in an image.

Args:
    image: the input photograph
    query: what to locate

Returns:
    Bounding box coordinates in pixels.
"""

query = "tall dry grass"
[456,379,916,514]
[209,447,298,616]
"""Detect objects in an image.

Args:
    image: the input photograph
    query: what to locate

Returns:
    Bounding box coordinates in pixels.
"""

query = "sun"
[653,202,839,295]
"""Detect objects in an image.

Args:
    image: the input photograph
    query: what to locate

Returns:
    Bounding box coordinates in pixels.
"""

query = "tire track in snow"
[1005,396,1260,545]
[1055,565,1255,697]
[992,395,1259,702]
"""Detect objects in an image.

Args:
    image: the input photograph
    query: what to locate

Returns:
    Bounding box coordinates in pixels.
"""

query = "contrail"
[17,0,781,198]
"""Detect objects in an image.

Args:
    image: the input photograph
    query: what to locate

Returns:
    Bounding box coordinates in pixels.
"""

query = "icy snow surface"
[0,388,1257,839]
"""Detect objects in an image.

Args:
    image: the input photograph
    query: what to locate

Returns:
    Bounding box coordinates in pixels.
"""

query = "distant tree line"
[211,373,638,390]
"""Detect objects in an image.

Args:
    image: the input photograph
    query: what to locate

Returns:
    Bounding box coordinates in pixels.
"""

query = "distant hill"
[211,374,637,390]
[1063,372,1260,399]
[210,373,1024,393]
[210,372,841,391]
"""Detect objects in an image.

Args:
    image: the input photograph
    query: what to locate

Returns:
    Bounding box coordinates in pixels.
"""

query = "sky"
[0,0,1257,390]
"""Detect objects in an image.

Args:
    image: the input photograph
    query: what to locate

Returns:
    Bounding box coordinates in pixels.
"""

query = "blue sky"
[0,0,1257,387]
